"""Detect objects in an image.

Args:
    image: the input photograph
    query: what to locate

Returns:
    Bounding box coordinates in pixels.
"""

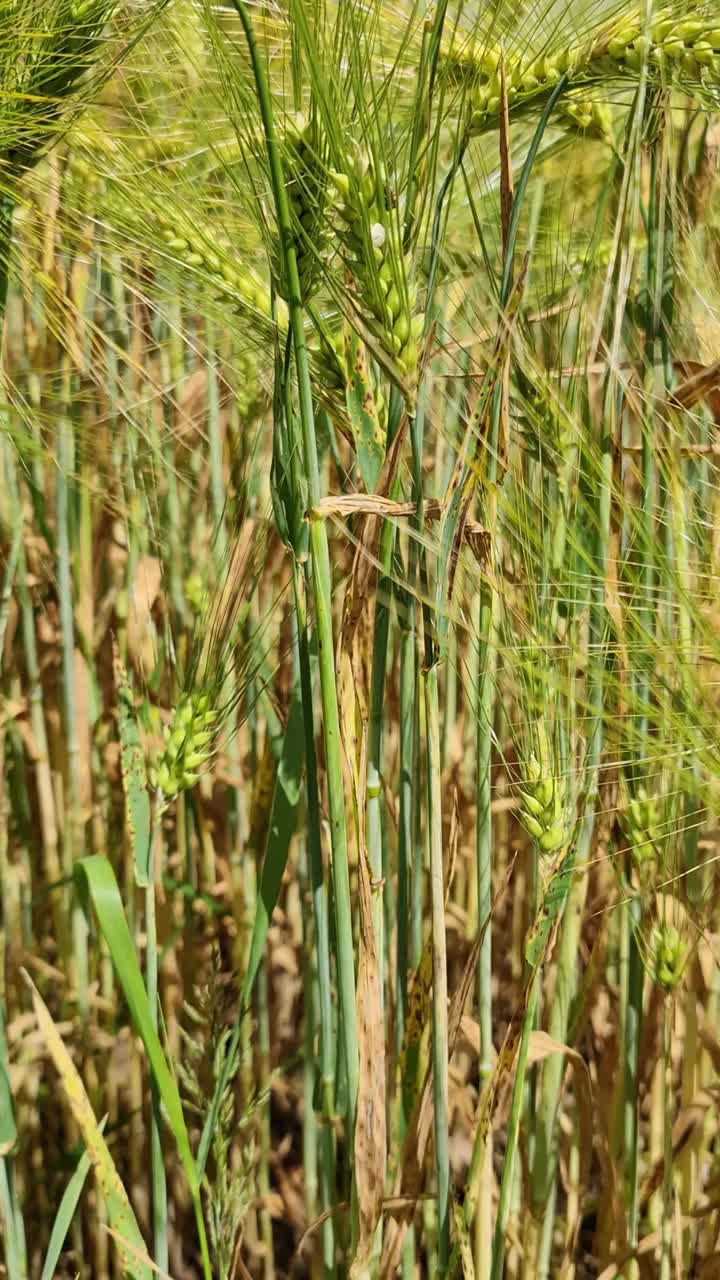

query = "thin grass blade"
[40,1118,108,1280]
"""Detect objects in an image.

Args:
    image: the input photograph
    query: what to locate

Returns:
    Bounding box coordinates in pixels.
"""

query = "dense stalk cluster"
[8,3,720,1278]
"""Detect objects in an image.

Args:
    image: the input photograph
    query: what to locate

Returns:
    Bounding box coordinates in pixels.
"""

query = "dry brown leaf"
[73,645,93,809]
[351,845,387,1276]
[697,1258,720,1280]
[639,1089,718,1211]
[270,943,299,976]
[697,932,720,991]
[313,493,488,543]
[700,1026,720,1076]
[446,786,460,902]
[453,1199,477,1279]
[525,1029,594,1260]
[458,1014,481,1059]
[126,554,162,673]
[381,859,516,1276]
[174,366,220,445]
[595,1216,695,1280]
[591,1038,627,1269]
[335,416,390,1278]
[671,359,720,418]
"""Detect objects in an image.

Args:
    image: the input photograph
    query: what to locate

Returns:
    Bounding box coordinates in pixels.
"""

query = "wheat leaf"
[24,973,153,1280]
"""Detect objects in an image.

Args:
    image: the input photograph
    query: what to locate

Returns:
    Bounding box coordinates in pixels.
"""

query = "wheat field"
[3,2,720,1278]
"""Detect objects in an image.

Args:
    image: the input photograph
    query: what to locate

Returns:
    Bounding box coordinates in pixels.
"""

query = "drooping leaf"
[350,846,386,1277]
[345,327,385,492]
[73,856,211,1279]
[24,974,152,1280]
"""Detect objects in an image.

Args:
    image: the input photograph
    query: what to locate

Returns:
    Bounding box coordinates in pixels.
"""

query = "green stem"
[0,524,21,667]
[475,579,498,1280]
[257,960,275,1277]
[0,1157,26,1280]
[660,995,672,1280]
[624,902,643,1258]
[56,400,89,1017]
[230,0,358,1133]
[0,195,14,319]
[397,609,417,1280]
[532,376,613,1254]
[490,970,541,1280]
[146,809,168,1275]
[424,666,450,1272]
[396,602,416,1061]
[294,563,337,1276]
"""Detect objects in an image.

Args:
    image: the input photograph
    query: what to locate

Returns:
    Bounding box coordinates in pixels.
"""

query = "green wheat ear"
[185,570,207,617]
[650,919,687,991]
[626,784,663,857]
[280,111,329,302]
[331,147,423,387]
[622,774,674,891]
[456,8,720,135]
[518,722,569,857]
[151,690,218,798]
[445,38,612,141]
[149,520,269,806]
